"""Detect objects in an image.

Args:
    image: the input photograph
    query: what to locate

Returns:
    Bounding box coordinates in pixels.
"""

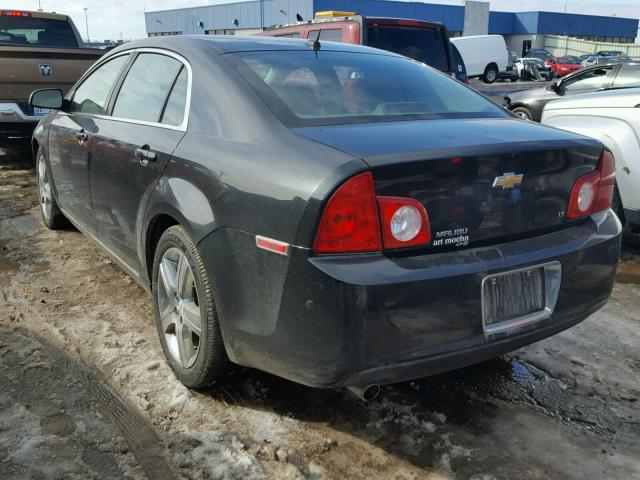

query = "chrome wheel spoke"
[157,247,201,369]
[181,299,202,336]
[176,323,197,368]
[159,257,178,296]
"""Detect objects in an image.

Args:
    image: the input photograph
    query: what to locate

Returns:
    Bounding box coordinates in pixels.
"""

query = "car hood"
[544,87,640,111]
[507,86,558,103]
[293,118,597,166]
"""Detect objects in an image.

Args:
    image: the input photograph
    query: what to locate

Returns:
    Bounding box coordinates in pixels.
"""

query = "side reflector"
[256,235,289,256]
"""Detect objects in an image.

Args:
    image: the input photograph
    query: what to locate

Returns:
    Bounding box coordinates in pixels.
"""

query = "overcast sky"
[6,0,640,41]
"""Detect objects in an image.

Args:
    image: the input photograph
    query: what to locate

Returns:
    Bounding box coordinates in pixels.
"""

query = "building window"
[149,31,182,37]
[205,29,236,35]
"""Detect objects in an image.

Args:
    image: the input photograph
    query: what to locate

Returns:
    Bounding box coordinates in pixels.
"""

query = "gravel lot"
[1,134,639,479]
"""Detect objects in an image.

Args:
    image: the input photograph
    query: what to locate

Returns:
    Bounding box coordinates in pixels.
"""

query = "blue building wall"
[313,0,464,32]
[488,11,638,38]
[146,0,314,35]
[145,0,638,40]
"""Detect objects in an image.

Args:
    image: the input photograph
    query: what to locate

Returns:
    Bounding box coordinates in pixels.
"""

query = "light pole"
[83,7,90,43]
[564,0,568,13]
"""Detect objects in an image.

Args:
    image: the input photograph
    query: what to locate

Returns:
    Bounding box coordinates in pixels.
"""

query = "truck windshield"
[0,16,78,48]
[366,25,449,72]
[229,50,505,127]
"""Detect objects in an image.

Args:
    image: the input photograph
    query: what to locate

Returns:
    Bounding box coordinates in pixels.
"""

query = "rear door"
[48,53,131,232]
[89,50,189,270]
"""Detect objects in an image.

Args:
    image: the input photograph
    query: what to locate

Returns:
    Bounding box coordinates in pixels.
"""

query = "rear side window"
[614,65,640,88]
[308,29,343,42]
[113,53,183,123]
[230,50,505,127]
[275,32,300,38]
[0,15,78,47]
[366,25,449,72]
[161,68,189,126]
[70,55,130,114]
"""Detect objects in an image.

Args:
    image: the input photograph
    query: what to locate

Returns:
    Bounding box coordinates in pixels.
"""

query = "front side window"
[562,67,611,92]
[112,53,183,123]
[230,50,505,127]
[70,54,130,114]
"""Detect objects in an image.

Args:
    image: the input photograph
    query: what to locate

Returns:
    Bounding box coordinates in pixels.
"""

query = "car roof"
[106,34,398,57]
[545,87,640,111]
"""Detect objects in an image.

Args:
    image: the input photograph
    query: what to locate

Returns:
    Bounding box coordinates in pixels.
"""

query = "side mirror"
[29,88,63,110]
[551,80,561,91]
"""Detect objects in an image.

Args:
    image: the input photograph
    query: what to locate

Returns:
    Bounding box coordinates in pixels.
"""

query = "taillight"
[0,10,32,16]
[313,172,431,254]
[593,149,615,213]
[312,172,381,254]
[377,197,430,249]
[567,149,616,219]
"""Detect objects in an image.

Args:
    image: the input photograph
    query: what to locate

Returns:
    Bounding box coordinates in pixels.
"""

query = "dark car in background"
[505,61,640,121]
[525,48,554,63]
[30,36,620,398]
[259,12,455,77]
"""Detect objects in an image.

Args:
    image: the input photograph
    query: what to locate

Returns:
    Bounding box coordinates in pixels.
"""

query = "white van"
[450,35,508,84]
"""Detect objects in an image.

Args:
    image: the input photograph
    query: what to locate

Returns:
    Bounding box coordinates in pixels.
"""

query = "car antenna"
[306,29,321,52]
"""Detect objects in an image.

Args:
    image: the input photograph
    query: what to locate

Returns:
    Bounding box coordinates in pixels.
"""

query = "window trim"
[67,47,192,132]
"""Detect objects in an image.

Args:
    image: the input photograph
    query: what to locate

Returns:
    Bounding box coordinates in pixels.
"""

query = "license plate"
[34,107,54,116]
[481,262,562,334]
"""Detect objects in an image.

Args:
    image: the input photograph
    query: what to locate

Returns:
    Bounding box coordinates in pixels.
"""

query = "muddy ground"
[0,142,639,480]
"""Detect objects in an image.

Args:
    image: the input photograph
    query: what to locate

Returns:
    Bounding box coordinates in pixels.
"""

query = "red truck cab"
[260,12,455,76]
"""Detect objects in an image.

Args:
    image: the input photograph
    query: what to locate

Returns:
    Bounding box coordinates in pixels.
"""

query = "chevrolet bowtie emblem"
[493,172,524,189]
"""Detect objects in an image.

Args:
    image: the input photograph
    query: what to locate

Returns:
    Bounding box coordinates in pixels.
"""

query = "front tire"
[36,149,67,229]
[511,106,533,121]
[152,225,228,388]
[483,65,499,84]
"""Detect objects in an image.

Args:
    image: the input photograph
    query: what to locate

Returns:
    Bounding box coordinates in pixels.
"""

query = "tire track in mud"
[34,332,175,480]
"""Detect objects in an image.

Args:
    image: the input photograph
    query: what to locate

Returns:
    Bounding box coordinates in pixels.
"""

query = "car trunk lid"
[295,118,603,253]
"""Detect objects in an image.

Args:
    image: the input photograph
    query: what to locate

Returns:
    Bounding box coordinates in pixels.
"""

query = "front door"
[89,52,189,270]
[47,54,131,232]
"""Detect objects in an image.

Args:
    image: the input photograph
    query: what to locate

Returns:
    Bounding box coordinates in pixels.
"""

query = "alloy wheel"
[37,156,52,221]
[157,247,202,368]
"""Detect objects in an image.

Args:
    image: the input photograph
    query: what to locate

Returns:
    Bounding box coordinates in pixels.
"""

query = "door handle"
[135,145,158,166]
[76,129,89,144]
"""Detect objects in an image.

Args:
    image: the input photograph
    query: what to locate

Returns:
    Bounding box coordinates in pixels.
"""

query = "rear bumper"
[201,210,621,389]
[0,102,41,124]
[624,207,640,229]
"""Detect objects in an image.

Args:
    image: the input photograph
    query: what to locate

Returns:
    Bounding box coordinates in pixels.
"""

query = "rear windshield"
[558,57,578,64]
[365,25,450,72]
[229,50,505,127]
[0,16,78,47]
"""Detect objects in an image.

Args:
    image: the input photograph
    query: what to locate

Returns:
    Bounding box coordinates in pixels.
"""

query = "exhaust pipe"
[347,384,381,401]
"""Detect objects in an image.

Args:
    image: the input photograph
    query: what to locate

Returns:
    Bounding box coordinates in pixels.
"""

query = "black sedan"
[30,36,621,398]
[505,61,640,121]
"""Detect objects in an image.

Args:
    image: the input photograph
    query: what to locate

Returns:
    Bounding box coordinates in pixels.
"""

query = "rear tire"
[152,225,228,388]
[511,106,533,121]
[483,65,499,84]
[36,149,68,230]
